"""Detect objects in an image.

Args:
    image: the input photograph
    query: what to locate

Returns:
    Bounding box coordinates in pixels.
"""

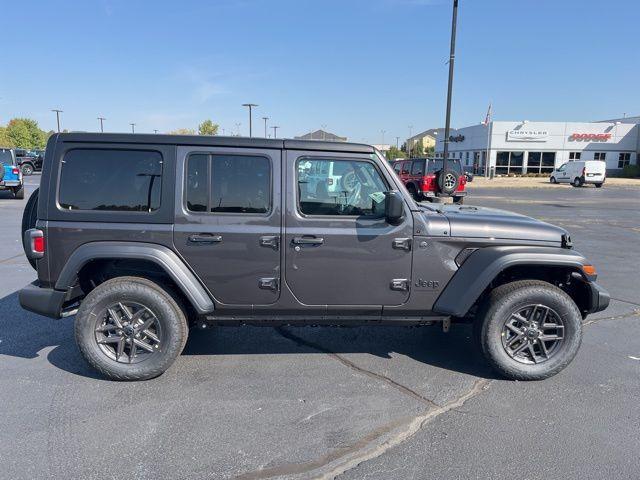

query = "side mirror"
[385,191,404,224]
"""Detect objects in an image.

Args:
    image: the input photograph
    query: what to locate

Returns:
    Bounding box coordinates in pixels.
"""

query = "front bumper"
[586,281,610,314]
[19,282,67,319]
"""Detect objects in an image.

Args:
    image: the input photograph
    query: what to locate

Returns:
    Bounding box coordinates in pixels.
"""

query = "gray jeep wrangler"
[19,133,609,381]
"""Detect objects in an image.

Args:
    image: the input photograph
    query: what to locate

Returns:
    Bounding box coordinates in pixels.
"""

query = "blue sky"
[2,0,638,143]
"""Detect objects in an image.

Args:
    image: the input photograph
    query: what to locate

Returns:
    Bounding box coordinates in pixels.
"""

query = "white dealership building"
[434,119,639,175]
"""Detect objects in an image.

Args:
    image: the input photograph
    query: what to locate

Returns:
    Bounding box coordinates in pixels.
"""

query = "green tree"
[385,146,406,161]
[198,119,219,136]
[168,128,196,135]
[0,126,16,147]
[4,118,47,149]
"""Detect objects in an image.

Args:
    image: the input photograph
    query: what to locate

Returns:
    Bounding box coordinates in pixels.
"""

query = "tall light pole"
[235,123,241,136]
[242,103,258,137]
[130,123,136,133]
[97,116,106,133]
[153,129,159,134]
[321,124,327,141]
[272,125,279,138]
[262,117,269,138]
[395,136,400,150]
[51,109,63,132]
[408,125,413,158]
[442,0,459,178]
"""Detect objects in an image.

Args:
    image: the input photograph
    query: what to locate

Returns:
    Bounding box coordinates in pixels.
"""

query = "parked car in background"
[393,157,467,204]
[15,148,43,175]
[550,160,606,188]
[0,148,25,198]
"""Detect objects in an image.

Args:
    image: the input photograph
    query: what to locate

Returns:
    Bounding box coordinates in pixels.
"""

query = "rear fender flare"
[56,241,214,314]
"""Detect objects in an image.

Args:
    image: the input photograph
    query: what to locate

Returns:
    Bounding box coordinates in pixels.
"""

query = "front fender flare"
[432,246,591,317]
[56,241,214,314]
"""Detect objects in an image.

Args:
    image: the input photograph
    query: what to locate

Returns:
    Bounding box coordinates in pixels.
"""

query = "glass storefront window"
[526,152,556,173]
[495,151,525,174]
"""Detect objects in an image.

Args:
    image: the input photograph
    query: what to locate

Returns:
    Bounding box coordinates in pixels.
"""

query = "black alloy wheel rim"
[94,302,162,364]
[501,304,565,365]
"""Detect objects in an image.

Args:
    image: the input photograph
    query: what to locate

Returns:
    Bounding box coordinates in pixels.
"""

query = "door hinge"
[390,279,410,291]
[392,238,412,251]
[259,235,279,250]
[258,277,279,291]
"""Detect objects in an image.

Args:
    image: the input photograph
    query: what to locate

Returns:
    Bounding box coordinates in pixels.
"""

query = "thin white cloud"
[182,67,229,103]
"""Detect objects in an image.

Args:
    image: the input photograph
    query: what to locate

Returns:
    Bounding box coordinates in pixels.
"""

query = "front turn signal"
[582,265,597,277]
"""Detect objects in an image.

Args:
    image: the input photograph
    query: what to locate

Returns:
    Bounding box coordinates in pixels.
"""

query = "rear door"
[284,150,414,308]
[173,146,282,306]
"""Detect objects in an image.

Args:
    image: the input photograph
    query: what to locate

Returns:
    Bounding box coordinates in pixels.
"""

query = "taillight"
[25,229,45,259]
[422,174,436,189]
[582,167,586,176]
[12,167,20,175]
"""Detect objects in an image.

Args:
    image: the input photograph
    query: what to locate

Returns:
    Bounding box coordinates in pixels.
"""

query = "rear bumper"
[422,190,467,198]
[19,282,67,319]
[0,180,21,187]
[586,281,610,314]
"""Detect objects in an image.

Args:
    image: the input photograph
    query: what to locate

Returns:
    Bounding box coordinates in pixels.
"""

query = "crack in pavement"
[583,309,640,326]
[610,297,640,308]
[275,327,439,409]
[0,253,23,265]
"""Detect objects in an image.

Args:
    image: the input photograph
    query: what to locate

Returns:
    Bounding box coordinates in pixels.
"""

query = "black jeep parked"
[19,133,609,381]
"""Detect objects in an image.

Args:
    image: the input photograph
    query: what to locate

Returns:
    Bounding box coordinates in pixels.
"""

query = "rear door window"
[185,154,271,214]
[58,149,163,211]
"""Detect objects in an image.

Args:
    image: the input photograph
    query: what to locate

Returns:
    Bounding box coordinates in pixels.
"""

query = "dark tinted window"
[0,149,14,165]
[59,149,162,211]
[186,154,208,212]
[411,160,425,175]
[393,162,401,173]
[185,154,271,214]
[427,159,462,173]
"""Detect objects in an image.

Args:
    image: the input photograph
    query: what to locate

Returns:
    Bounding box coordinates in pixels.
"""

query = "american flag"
[483,103,492,125]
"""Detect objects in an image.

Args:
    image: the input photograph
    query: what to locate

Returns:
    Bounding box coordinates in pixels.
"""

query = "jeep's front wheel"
[474,280,582,380]
[75,277,188,381]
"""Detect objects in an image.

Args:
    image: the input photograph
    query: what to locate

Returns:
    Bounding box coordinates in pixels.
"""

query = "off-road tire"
[75,276,189,381]
[21,187,39,269]
[21,163,34,176]
[13,186,25,199]
[572,177,584,187]
[473,280,582,381]
[437,169,460,195]
[453,196,464,205]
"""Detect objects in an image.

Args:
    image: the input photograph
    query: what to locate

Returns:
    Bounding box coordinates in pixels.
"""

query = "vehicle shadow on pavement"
[0,291,498,380]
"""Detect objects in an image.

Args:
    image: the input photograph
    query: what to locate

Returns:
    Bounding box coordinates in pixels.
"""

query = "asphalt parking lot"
[1,175,638,480]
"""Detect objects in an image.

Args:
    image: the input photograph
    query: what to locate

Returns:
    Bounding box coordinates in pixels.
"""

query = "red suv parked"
[393,157,467,204]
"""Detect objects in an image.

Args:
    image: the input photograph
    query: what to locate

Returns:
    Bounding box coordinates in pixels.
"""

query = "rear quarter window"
[58,149,163,212]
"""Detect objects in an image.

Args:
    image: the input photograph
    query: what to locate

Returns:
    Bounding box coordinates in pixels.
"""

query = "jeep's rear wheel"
[75,277,188,381]
[474,280,582,380]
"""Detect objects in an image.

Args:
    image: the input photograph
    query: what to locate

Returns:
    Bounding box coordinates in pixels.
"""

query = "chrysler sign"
[506,129,548,141]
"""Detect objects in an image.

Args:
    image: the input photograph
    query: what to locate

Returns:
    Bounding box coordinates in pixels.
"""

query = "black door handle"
[292,236,324,245]
[188,234,222,244]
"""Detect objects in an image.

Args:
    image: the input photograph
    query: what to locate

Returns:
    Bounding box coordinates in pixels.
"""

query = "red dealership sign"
[570,133,611,141]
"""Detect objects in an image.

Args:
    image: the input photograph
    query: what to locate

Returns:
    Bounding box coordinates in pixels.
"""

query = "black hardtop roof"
[55,132,375,154]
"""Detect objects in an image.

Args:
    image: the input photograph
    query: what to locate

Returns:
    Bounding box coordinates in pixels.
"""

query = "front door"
[285,151,413,307]
[174,147,281,306]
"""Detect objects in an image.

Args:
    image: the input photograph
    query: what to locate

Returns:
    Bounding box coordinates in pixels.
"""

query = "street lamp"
[395,136,400,149]
[321,124,327,141]
[129,123,136,133]
[97,116,106,133]
[153,129,159,134]
[408,125,413,158]
[271,126,279,138]
[242,103,258,137]
[51,109,63,132]
[441,0,459,178]
[235,123,241,136]
[262,117,269,138]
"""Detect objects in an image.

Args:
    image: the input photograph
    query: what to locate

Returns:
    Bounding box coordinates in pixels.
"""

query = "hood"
[434,204,568,244]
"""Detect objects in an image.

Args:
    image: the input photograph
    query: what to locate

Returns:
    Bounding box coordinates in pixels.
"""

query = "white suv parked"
[550,160,606,188]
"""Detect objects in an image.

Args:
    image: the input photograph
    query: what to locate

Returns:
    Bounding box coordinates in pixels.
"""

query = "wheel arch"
[433,246,595,318]
[57,242,214,314]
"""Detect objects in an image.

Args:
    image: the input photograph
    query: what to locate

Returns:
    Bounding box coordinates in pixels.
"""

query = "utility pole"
[395,136,400,150]
[272,125,279,138]
[52,109,63,132]
[262,117,269,137]
[408,125,413,158]
[97,116,106,133]
[130,123,136,133]
[442,0,459,179]
[242,103,258,137]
